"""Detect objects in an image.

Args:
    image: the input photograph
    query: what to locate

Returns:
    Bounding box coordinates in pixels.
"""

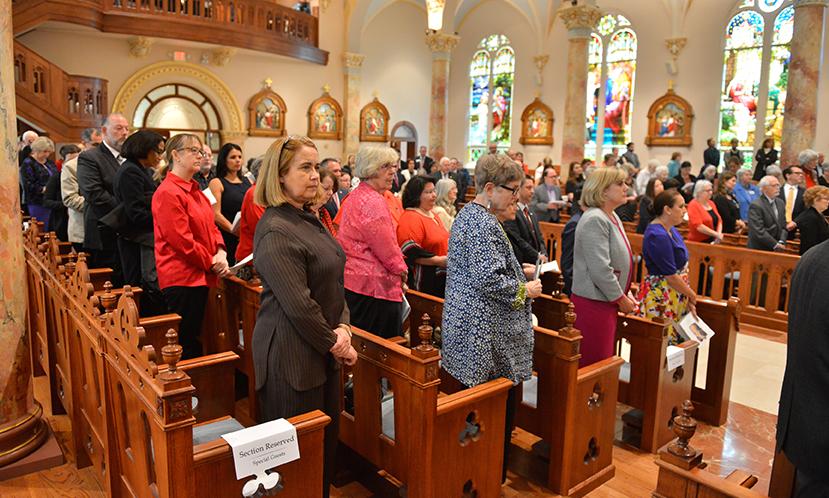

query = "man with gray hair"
[77,113,130,281]
[435,156,452,181]
[798,149,820,187]
[747,175,787,252]
[80,127,102,150]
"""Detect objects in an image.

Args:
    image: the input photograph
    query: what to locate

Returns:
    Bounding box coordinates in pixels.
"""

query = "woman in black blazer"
[753,138,779,182]
[794,186,829,255]
[712,172,745,234]
[112,130,166,315]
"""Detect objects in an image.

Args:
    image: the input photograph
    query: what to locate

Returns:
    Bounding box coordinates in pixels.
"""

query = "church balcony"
[12,0,328,65]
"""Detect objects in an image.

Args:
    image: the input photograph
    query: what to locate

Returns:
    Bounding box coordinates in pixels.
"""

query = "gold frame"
[248,86,287,137]
[307,91,343,140]
[519,97,554,145]
[359,97,390,142]
[645,88,694,147]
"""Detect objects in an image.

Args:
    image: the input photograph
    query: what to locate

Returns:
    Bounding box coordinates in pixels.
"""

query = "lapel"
[97,143,121,176]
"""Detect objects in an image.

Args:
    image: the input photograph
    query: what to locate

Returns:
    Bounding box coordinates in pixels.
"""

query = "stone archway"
[110,61,246,145]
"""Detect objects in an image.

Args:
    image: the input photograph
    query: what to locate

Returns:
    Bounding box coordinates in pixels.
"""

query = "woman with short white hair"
[337,146,408,338]
[687,179,723,243]
[21,136,58,226]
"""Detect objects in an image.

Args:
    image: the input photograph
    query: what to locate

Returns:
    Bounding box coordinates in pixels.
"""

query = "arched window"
[467,34,515,161]
[132,83,223,151]
[718,0,793,163]
[585,14,637,160]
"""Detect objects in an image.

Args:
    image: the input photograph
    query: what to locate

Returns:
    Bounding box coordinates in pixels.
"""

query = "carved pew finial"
[554,273,565,298]
[100,281,118,313]
[559,302,579,338]
[159,329,185,381]
[660,399,702,470]
[413,313,439,359]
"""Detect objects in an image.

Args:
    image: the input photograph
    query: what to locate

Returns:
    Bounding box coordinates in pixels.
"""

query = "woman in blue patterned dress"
[442,153,543,482]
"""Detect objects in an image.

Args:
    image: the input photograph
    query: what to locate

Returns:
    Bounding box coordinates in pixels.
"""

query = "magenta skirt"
[572,294,618,367]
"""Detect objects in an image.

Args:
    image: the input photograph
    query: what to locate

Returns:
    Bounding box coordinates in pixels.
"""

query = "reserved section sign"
[221,418,300,480]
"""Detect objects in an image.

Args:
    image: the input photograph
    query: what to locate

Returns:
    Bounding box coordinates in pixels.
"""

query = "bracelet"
[338,323,353,337]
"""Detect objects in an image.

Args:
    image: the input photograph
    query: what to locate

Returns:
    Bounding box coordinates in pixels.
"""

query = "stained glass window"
[467,35,515,161]
[718,1,792,162]
[584,14,637,160]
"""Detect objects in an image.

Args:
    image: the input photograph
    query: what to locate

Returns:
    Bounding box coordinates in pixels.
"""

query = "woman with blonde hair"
[337,145,408,338]
[252,136,356,498]
[572,166,636,366]
[20,136,58,226]
[794,186,829,255]
[433,177,458,230]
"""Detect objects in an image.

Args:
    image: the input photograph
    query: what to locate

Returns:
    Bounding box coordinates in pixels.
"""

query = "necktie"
[770,199,779,221]
[524,206,540,248]
[785,187,794,223]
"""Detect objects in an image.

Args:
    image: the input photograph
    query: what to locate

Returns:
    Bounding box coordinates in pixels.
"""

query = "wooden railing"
[12,0,326,64]
[539,221,798,335]
[13,41,108,143]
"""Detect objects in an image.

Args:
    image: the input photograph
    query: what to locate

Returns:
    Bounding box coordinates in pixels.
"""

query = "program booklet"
[674,313,715,344]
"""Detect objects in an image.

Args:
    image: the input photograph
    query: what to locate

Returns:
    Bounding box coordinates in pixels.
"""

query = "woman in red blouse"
[397,175,449,297]
[687,179,723,244]
[152,134,230,358]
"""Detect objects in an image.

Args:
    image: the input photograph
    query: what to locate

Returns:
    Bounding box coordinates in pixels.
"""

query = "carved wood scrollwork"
[458,411,482,447]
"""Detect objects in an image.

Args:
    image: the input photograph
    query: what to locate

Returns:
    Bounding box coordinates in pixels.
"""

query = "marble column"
[425,31,459,161]
[558,3,602,167]
[780,0,828,166]
[0,0,48,468]
[342,52,365,158]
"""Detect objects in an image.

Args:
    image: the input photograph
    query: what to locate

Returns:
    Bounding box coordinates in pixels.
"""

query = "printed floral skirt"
[636,272,689,346]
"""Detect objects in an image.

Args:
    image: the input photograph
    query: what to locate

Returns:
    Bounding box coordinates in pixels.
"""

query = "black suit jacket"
[503,206,544,264]
[113,160,158,243]
[390,171,405,194]
[416,155,434,174]
[794,207,829,255]
[777,240,829,479]
[77,143,122,250]
[779,185,805,222]
[561,211,582,296]
[747,196,787,250]
[703,147,720,167]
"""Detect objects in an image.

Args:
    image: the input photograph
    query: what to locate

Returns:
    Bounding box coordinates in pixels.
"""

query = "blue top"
[667,159,681,179]
[733,181,760,220]
[442,202,533,386]
[643,224,688,276]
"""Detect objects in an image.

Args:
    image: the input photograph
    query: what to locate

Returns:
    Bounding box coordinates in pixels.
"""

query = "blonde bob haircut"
[30,136,55,153]
[804,185,829,208]
[474,153,523,194]
[255,136,317,208]
[157,133,202,182]
[354,145,399,180]
[580,166,628,209]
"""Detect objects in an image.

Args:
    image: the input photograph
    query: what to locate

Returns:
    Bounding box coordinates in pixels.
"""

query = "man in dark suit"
[77,114,129,283]
[776,240,829,497]
[703,138,721,167]
[449,157,470,207]
[320,157,343,217]
[561,210,582,296]
[504,176,546,264]
[415,145,433,174]
[779,165,805,234]
[747,175,787,251]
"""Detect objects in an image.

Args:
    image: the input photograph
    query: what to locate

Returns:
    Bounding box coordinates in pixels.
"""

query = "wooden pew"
[341,316,512,498]
[654,401,766,498]
[405,290,623,497]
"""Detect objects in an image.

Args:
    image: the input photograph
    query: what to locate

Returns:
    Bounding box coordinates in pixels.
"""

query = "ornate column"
[342,52,365,158]
[780,0,828,166]
[425,31,459,160]
[0,0,48,471]
[558,3,602,167]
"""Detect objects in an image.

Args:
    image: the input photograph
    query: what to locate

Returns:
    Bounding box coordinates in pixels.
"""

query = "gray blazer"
[529,184,562,222]
[747,196,787,251]
[572,208,632,302]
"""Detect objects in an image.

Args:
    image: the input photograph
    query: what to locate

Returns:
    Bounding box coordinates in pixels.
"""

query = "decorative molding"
[425,30,459,54]
[111,61,245,136]
[359,97,390,142]
[533,54,549,87]
[558,4,602,36]
[127,36,153,58]
[794,0,829,8]
[342,52,366,69]
[665,37,687,60]
[307,87,343,140]
[519,97,554,146]
[248,80,287,137]
[645,88,694,147]
[211,47,236,66]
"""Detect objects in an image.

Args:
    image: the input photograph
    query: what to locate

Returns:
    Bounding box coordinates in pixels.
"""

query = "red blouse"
[152,172,225,289]
[235,186,266,262]
[396,209,449,256]
[687,198,723,242]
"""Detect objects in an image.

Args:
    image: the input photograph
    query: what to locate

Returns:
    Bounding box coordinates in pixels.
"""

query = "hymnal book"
[230,211,242,235]
[202,186,217,205]
[229,254,253,274]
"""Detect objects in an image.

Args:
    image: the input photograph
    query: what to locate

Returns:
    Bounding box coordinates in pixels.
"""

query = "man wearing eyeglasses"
[77,113,130,283]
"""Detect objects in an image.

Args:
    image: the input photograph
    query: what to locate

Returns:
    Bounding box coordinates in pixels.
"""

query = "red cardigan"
[687,198,722,242]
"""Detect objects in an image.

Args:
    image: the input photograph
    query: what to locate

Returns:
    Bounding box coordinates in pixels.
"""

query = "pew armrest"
[436,378,512,415]
[577,355,624,382]
[139,313,181,327]
[173,351,240,422]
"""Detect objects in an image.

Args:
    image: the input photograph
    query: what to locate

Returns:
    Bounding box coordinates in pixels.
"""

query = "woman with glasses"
[152,134,230,359]
[208,143,251,265]
[687,180,723,243]
[441,153,542,483]
[572,167,636,367]
[337,146,408,339]
[112,130,167,315]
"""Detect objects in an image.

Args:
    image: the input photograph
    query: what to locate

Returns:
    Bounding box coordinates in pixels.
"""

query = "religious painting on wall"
[248,81,287,137]
[645,88,694,147]
[519,98,554,145]
[307,88,343,140]
[359,97,389,142]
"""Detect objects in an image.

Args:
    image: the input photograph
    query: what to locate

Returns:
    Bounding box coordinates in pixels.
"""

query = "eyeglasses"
[154,146,166,155]
[499,184,519,197]
[178,146,205,158]
[380,163,399,171]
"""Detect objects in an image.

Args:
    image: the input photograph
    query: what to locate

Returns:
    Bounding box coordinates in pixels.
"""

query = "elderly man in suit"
[780,165,805,234]
[748,175,787,252]
[504,176,547,264]
[530,166,565,222]
[77,114,129,283]
[415,145,433,174]
[776,239,829,497]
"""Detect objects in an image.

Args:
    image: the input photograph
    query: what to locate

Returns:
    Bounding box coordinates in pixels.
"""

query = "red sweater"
[687,198,722,242]
[235,186,266,262]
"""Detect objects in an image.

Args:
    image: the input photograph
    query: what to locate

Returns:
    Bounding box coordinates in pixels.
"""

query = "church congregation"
[3,0,829,497]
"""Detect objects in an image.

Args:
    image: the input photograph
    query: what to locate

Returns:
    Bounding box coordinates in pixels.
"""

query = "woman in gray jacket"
[572,167,636,367]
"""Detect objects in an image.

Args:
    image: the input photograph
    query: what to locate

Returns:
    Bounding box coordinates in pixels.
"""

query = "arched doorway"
[390,121,418,162]
[132,83,223,151]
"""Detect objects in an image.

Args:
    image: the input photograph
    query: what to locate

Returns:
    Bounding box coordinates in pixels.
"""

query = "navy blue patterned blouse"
[441,202,533,387]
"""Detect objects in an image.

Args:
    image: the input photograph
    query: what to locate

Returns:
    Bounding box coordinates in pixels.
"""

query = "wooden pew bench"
[405,290,623,497]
